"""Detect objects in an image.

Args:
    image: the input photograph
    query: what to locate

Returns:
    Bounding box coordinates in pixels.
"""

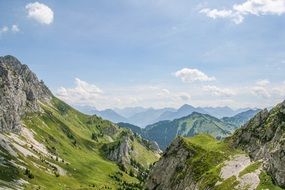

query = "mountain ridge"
[78,103,259,128]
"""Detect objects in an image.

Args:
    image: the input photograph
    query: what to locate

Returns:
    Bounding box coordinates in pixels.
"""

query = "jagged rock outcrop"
[230,100,285,187]
[103,135,132,166]
[148,141,162,154]
[145,137,199,190]
[102,130,161,174]
[0,55,52,132]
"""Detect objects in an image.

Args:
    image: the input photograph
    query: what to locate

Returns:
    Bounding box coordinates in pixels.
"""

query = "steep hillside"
[0,56,159,189]
[230,101,285,188]
[222,109,261,127]
[145,134,283,190]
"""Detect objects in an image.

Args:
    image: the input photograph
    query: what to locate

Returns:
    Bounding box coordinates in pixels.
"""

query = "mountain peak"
[0,55,52,132]
[178,104,195,111]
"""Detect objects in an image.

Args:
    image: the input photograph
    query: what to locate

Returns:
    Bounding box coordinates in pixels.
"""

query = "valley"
[0,55,284,190]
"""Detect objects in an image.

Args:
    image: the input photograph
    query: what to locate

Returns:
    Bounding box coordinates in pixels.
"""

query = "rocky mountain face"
[102,131,161,171]
[145,137,199,190]
[230,101,285,187]
[145,134,268,190]
[145,134,283,190]
[0,55,52,132]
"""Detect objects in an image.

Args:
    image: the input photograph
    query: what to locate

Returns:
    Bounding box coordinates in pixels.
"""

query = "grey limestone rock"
[0,55,52,132]
[231,100,285,188]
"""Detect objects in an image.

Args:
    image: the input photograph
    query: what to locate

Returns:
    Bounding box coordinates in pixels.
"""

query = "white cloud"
[179,93,191,101]
[251,86,271,98]
[54,78,285,110]
[233,0,285,15]
[56,78,103,106]
[174,68,215,83]
[26,2,54,25]
[0,25,20,36]
[200,9,244,24]
[56,79,194,109]
[251,79,271,98]
[256,79,270,86]
[200,0,285,24]
[11,25,20,33]
[200,9,233,19]
[0,26,9,34]
[203,85,236,97]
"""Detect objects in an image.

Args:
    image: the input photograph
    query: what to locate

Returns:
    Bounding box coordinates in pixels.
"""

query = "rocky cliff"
[230,100,285,187]
[102,130,161,180]
[0,55,52,132]
[145,133,283,190]
[145,137,199,190]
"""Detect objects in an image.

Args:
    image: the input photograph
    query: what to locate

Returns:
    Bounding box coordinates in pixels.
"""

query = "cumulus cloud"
[174,68,215,83]
[203,85,236,97]
[251,86,271,98]
[256,79,270,86]
[0,26,9,34]
[56,78,103,106]
[11,25,20,33]
[0,25,20,36]
[251,79,271,98]
[233,0,285,15]
[179,93,191,101]
[200,9,244,24]
[26,2,54,25]
[56,79,194,109]
[200,0,285,24]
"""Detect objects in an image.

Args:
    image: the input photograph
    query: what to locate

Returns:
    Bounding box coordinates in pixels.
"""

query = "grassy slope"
[181,134,283,190]
[181,134,242,189]
[3,97,157,189]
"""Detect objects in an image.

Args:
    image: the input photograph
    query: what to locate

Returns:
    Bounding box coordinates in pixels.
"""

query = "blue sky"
[1,0,285,110]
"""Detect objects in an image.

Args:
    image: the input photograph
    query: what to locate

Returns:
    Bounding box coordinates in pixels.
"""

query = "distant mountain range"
[118,109,260,150]
[75,105,129,123]
[221,109,261,127]
[76,104,259,127]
